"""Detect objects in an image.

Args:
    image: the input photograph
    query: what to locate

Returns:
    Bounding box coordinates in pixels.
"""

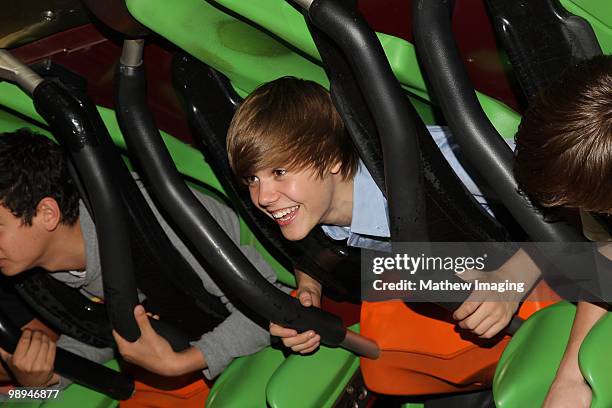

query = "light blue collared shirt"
[321,161,390,251]
[321,126,514,251]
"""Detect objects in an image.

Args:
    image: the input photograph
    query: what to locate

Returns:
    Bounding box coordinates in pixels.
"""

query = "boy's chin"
[279,227,310,241]
[0,260,30,277]
[0,266,19,277]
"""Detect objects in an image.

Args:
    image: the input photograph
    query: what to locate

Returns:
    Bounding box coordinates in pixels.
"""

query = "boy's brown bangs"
[227,77,359,182]
[543,186,612,213]
[514,55,612,214]
[238,133,331,179]
[557,165,612,212]
[230,128,305,179]
[517,139,612,212]
[234,132,356,181]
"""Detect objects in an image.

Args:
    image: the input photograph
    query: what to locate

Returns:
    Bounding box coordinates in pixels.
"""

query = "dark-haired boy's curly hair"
[0,129,79,225]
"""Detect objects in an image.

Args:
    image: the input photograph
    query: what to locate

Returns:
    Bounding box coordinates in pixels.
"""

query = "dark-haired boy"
[0,129,285,405]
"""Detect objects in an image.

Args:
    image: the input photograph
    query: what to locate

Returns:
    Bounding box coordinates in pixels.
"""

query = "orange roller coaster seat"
[120,365,213,408]
[359,280,559,395]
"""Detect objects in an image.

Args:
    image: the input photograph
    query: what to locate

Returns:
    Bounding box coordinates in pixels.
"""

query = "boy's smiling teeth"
[271,205,299,219]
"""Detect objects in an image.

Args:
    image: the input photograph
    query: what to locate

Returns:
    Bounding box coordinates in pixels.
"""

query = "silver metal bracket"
[120,39,145,67]
[292,0,314,11]
[0,50,43,94]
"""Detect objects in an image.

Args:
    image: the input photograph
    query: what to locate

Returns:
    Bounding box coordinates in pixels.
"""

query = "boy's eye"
[243,175,259,186]
[272,168,287,177]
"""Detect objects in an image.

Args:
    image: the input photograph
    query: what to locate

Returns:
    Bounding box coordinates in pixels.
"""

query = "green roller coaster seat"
[578,310,612,408]
[125,0,521,140]
[206,325,369,407]
[206,346,285,407]
[266,325,360,408]
[493,302,576,407]
[495,301,612,408]
[207,339,362,408]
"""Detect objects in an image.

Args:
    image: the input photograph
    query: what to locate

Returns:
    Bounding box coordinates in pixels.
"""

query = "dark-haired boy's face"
[0,204,49,276]
[246,164,348,241]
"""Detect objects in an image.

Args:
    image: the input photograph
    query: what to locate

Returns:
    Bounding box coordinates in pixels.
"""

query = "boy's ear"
[330,161,342,175]
[35,197,62,231]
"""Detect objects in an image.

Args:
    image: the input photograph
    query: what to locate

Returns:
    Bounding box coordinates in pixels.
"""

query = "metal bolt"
[346,385,355,395]
[358,388,368,400]
[41,10,56,22]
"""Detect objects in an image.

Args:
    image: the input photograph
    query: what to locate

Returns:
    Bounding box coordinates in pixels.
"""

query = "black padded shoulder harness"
[15,63,229,345]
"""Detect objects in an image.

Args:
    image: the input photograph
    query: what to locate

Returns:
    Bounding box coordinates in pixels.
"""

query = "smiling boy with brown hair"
[227,76,522,357]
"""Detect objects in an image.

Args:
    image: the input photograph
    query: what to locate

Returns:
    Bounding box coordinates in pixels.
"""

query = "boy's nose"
[257,181,279,207]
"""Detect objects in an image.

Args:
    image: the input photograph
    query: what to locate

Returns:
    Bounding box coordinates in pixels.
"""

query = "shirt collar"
[350,162,390,238]
[321,161,389,239]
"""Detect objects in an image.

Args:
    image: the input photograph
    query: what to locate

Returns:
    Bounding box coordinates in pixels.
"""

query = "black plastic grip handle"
[411,0,585,244]
[32,79,191,351]
[32,80,141,342]
[306,0,428,243]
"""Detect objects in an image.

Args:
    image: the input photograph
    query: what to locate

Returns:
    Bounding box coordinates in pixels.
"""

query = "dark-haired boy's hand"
[0,330,59,387]
[270,272,322,354]
[113,305,206,377]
